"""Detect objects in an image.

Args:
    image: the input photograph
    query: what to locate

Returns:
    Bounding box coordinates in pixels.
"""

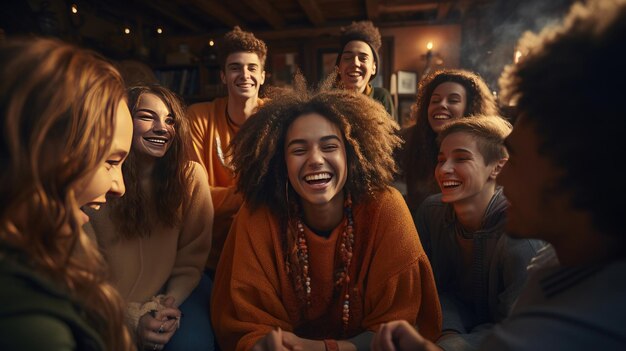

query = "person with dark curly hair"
[0,37,134,351]
[373,0,626,350]
[210,77,442,351]
[401,69,499,214]
[335,20,396,120]
[86,84,214,351]
[186,26,267,273]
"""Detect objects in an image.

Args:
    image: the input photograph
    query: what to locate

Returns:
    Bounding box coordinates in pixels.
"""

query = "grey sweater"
[415,187,544,351]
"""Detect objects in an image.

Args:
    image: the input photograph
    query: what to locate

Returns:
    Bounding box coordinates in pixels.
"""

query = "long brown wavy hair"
[402,69,499,211]
[0,38,134,350]
[109,84,192,238]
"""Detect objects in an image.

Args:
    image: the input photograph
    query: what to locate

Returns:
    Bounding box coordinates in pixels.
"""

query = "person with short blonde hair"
[417,115,543,351]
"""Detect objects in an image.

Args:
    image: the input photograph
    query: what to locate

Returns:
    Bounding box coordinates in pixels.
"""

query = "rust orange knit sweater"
[211,187,442,350]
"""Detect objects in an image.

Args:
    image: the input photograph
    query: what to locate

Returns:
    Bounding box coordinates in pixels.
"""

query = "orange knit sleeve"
[211,205,293,351]
[360,188,442,341]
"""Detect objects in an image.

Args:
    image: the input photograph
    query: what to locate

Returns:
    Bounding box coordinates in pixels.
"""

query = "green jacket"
[0,251,106,351]
[366,85,397,120]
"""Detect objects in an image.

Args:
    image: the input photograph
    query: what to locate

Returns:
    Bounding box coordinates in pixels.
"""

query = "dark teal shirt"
[0,251,106,351]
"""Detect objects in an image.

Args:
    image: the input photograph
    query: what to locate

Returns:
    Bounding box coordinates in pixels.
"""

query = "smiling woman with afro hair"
[210,75,442,351]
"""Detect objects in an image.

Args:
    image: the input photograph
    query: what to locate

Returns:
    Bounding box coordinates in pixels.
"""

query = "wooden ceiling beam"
[255,25,342,40]
[243,0,286,29]
[437,2,453,20]
[379,3,439,14]
[142,1,205,32]
[296,0,325,26]
[189,0,243,28]
[365,0,380,20]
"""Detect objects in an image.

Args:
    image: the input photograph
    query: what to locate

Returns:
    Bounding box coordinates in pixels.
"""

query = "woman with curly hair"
[211,77,442,351]
[86,85,214,350]
[401,69,499,213]
[0,37,134,350]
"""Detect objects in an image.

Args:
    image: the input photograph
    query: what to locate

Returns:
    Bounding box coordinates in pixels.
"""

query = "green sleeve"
[0,314,76,351]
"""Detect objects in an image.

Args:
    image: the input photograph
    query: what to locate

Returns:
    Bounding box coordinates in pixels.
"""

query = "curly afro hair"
[499,0,626,238]
[228,73,401,218]
[218,26,268,69]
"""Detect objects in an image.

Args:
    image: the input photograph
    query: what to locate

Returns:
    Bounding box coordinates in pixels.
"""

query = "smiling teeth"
[443,181,461,187]
[305,173,331,181]
[88,204,101,210]
[433,114,450,120]
[146,138,166,144]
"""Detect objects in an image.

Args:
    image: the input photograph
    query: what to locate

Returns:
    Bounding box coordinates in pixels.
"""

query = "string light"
[209,39,215,47]
[124,27,131,35]
[157,27,163,34]
[71,4,78,14]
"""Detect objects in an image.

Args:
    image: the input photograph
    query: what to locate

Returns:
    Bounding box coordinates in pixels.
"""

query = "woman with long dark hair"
[401,69,499,213]
[87,85,214,350]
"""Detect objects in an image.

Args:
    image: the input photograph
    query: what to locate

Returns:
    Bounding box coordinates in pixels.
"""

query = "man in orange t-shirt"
[187,26,267,272]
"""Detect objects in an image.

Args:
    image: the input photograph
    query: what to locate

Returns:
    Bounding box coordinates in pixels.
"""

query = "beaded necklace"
[293,194,355,332]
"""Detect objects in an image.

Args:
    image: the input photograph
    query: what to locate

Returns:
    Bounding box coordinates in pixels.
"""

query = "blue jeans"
[165,273,215,351]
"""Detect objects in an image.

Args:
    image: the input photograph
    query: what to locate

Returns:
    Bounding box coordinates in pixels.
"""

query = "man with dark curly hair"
[187,26,267,273]
[372,0,626,350]
[210,76,442,351]
[335,21,396,120]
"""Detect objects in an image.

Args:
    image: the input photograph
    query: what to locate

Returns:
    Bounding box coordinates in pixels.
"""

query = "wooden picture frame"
[397,70,417,95]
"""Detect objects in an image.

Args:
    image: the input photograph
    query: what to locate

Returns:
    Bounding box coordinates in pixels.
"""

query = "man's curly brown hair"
[401,69,499,211]
[228,74,401,218]
[218,26,268,69]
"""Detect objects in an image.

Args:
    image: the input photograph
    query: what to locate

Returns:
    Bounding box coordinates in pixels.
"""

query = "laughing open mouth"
[304,172,332,185]
[144,137,168,145]
[442,180,461,189]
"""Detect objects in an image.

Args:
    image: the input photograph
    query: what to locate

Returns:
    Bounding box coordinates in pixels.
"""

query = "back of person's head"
[499,0,626,238]
[438,115,512,165]
[0,37,133,350]
[218,26,268,70]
